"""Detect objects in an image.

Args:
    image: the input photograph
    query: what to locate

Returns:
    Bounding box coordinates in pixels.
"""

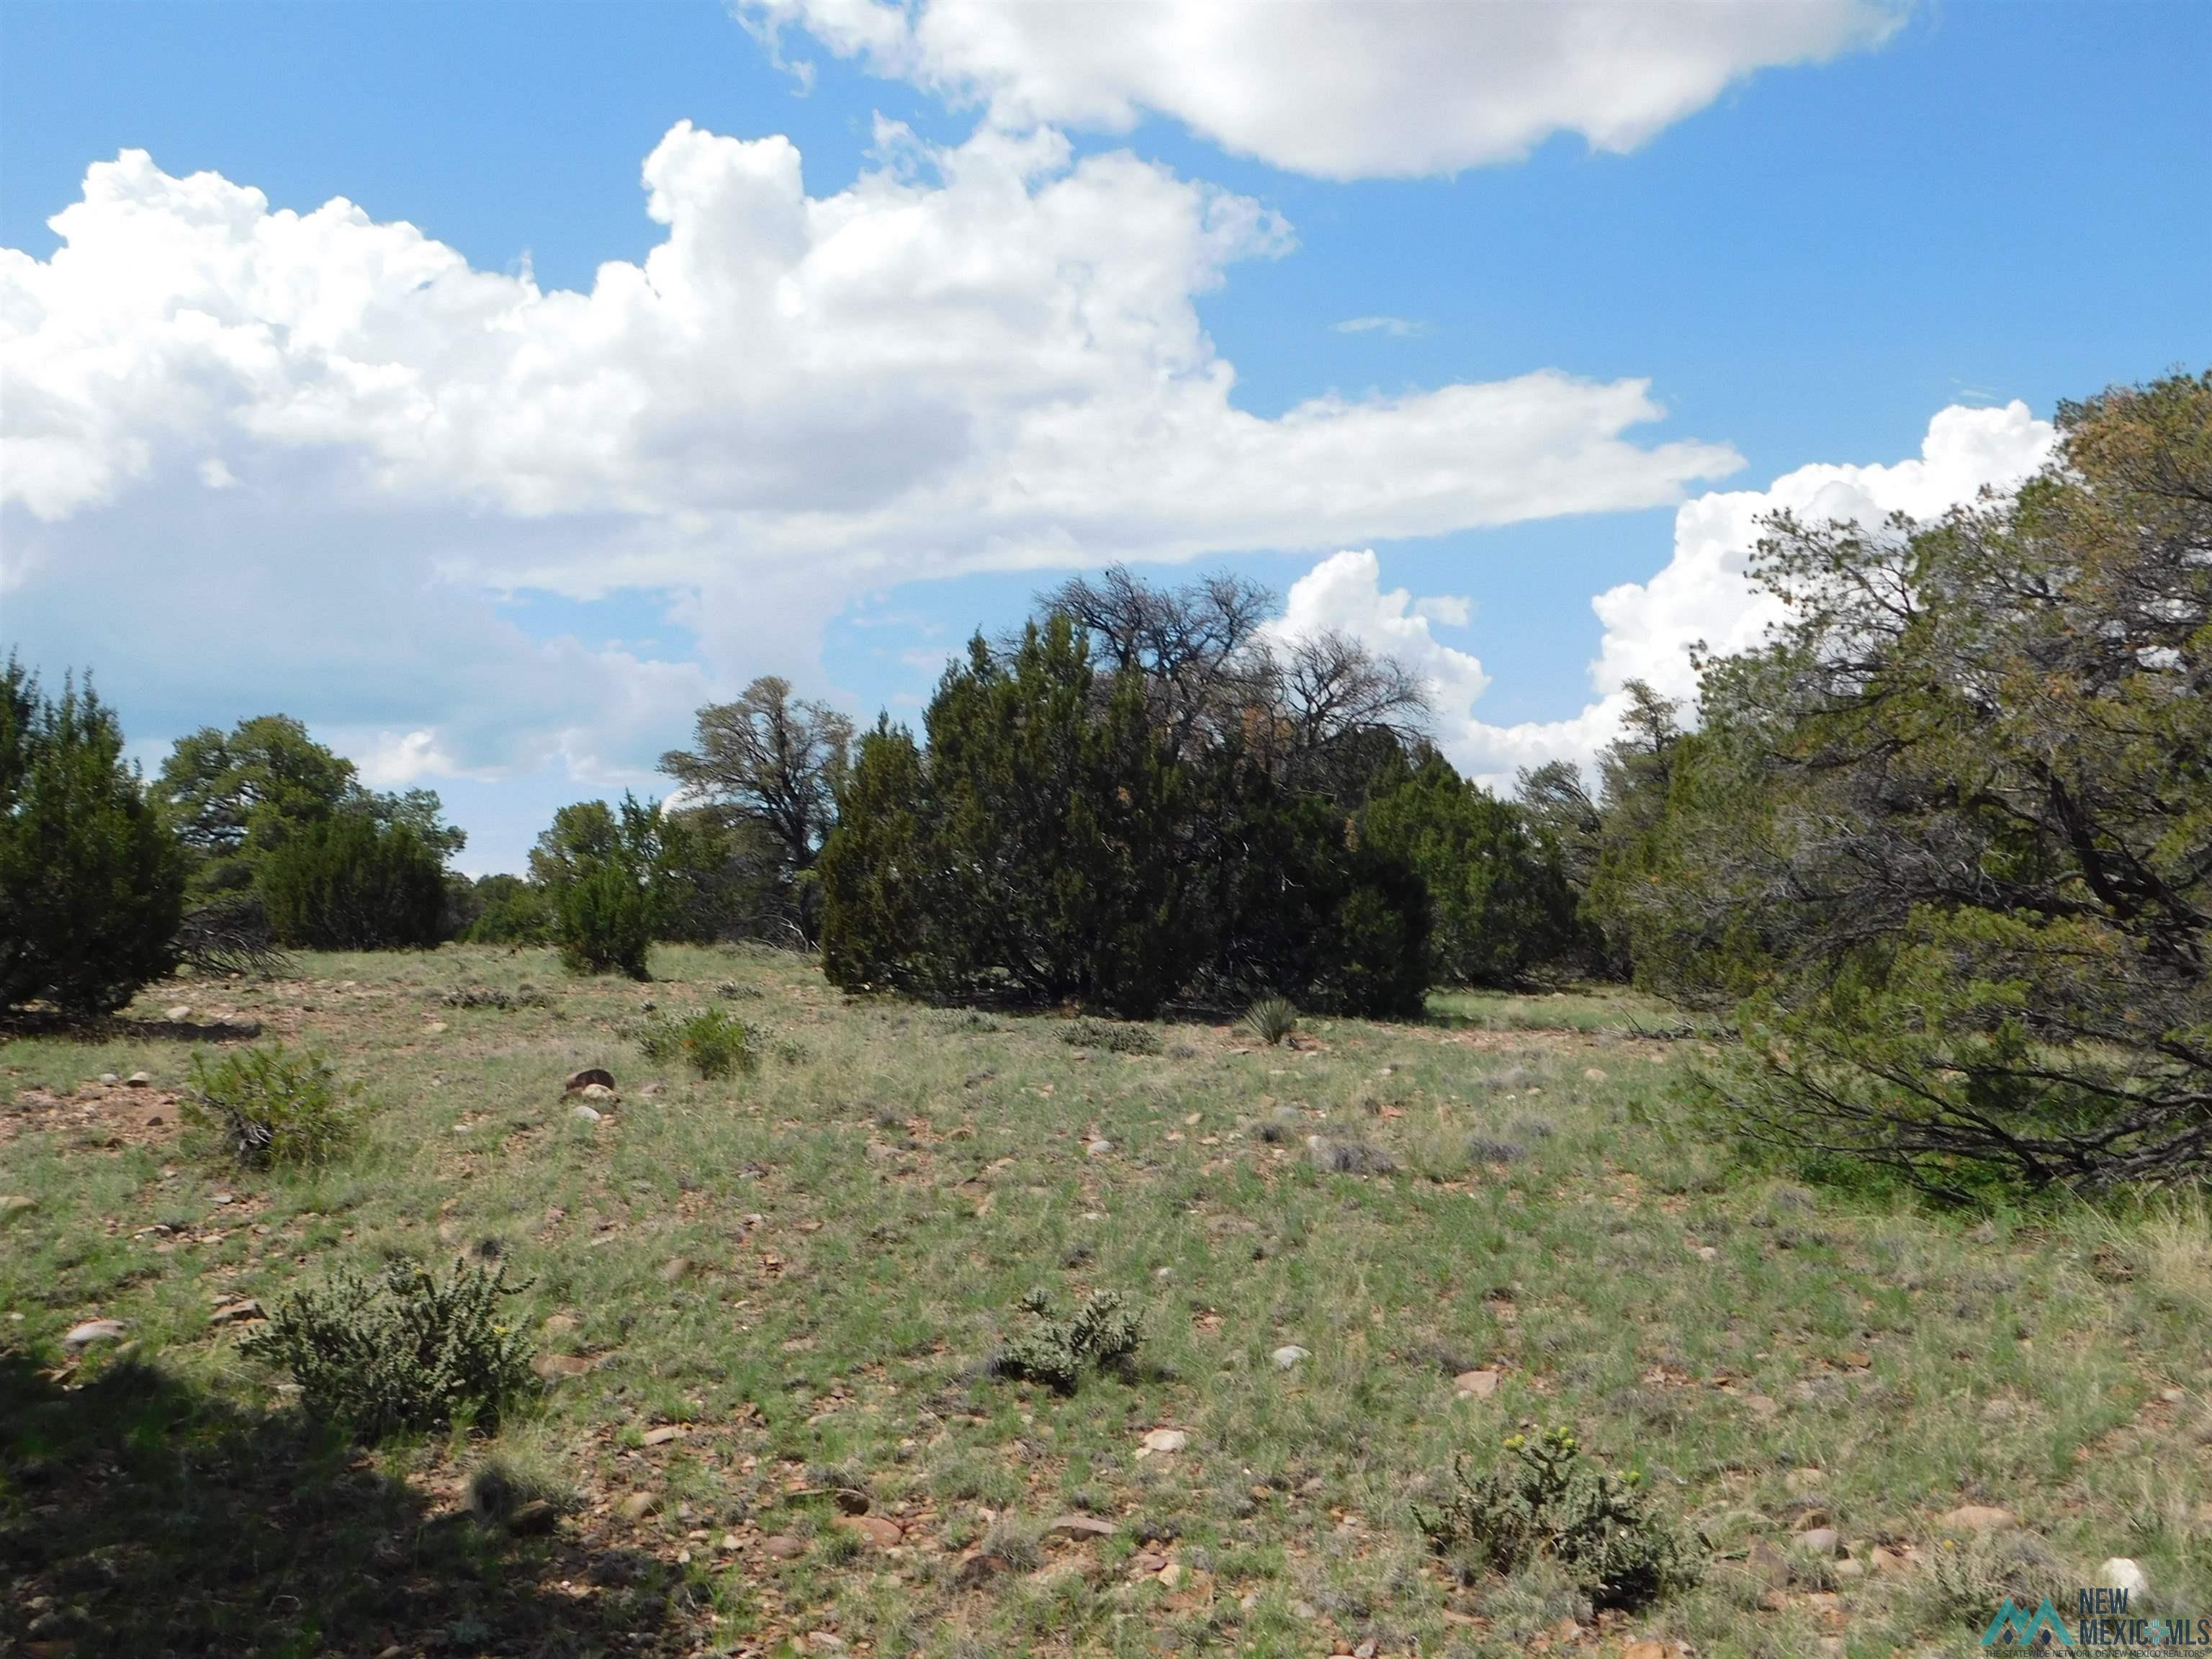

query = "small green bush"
[1058,1017,1162,1055]
[1240,995,1298,1046]
[637,1006,757,1080]
[243,1258,536,1441]
[181,1043,360,1167]
[990,1287,1143,1394]
[1414,1426,1701,1611]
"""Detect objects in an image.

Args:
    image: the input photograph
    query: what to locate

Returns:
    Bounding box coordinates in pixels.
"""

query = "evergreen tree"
[0,661,186,1015]
[1365,755,1582,986]
[259,812,445,949]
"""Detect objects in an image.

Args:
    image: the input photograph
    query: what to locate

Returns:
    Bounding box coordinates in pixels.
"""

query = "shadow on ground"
[0,1350,703,1658]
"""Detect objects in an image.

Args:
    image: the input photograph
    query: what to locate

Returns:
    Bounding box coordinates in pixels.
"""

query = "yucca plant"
[1240,995,1298,1046]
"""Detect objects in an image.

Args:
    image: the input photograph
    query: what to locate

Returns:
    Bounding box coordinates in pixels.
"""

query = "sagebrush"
[1415,1426,1701,1610]
[243,1258,536,1440]
[181,1043,359,1167]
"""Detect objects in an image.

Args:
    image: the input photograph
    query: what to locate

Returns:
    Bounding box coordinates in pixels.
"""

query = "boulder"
[63,1318,127,1353]
[2098,1557,2149,1601]
[1939,1504,2018,1534]
[1047,1514,1117,1540]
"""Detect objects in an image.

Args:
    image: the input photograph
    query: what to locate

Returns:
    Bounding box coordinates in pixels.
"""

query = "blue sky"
[3,1,2206,873]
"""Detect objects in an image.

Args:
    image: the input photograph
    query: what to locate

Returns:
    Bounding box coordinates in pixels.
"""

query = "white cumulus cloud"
[1,121,1740,788]
[1280,401,2059,788]
[743,0,1903,178]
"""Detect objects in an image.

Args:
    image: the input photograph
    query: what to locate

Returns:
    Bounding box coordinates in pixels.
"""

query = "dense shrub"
[0,662,185,1016]
[534,797,670,978]
[636,1006,757,1079]
[244,1258,536,1441]
[990,1288,1143,1394]
[822,624,1204,1015]
[259,812,445,949]
[1195,764,1430,1017]
[1365,757,1583,986]
[462,874,556,944]
[181,1043,360,1167]
[1617,372,2212,1193]
[1416,1426,1701,1610]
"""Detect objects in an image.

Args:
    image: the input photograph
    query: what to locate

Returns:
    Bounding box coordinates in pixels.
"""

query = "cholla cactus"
[1414,1425,1701,1610]
[245,1258,536,1441]
[992,1288,1143,1394]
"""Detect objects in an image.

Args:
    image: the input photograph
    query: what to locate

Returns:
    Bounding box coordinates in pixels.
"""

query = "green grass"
[3,944,2206,1657]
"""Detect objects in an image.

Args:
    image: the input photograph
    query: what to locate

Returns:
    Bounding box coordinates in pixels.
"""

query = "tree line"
[6,370,2203,1190]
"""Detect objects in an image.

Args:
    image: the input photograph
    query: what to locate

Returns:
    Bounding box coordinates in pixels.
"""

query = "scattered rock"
[565,1068,616,1093]
[1141,1428,1188,1454]
[1624,1644,1666,1659]
[1086,1139,1112,1156]
[63,1318,127,1354]
[1745,1539,1791,1588]
[99,1072,119,1085]
[1046,1514,1117,1540]
[641,1425,684,1447]
[1833,1557,1865,1582]
[955,1550,1009,1585]
[124,1071,151,1089]
[1796,1527,1841,1558]
[579,1083,618,1102]
[804,1632,848,1654]
[571,1105,603,1123]
[165,1004,192,1021]
[209,1298,263,1326]
[1271,1345,1310,1370]
[0,1195,35,1220]
[836,1514,902,1548]
[1939,1503,2018,1534]
[616,1491,659,1521]
[763,1534,806,1560]
[1455,1367,1503,1400]
[2098,1557,2149,1600]
[507,1498,559,1535]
